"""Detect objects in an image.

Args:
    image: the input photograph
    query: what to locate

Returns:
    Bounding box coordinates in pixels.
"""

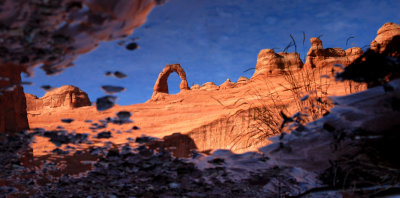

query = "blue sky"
[22,0,400,105]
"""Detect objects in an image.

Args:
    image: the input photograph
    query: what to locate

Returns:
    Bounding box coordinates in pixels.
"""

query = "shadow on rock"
[148,133,197,158]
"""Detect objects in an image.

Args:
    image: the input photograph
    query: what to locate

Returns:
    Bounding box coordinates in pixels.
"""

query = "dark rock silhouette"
[0,64,29,133]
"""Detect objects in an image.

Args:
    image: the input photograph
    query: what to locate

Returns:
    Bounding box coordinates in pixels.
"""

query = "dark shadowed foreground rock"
[1,79,400,197]
[0,64,29,133]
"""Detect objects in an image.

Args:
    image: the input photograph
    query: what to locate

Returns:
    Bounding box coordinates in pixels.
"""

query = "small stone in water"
[101,85,125,94]
[61,118,74,123]
[96,96,118,111]
[114,71,127,79]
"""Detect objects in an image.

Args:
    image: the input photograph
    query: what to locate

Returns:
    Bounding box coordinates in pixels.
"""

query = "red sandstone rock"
[370,22,400,57]
[200,82,219,90]
[0,64,29,133]
[152,64,189,99]
[219,79,235,89]
[303,37,363,69]
[191,84,201,90]
[237,76,249,83]
[253,49,303,77]
[26,85,91,111]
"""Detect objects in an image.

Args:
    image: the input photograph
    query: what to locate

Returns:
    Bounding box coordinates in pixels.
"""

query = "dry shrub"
[230,64,365,149]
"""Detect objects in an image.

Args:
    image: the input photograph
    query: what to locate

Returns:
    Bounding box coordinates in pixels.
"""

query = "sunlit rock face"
[219,79,234,89]
[303,37,363,69]
[25,85,91,111]
[200,82,219,91]
[371,22,400,57]
[0,0,157,132]
[253,37,364,78]
[253,49,303,76]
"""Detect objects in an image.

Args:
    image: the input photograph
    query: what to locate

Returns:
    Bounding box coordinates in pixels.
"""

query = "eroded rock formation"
[253,49,303,77]
[337,22,400,87]
[303,37,363,69]
[26,85,91,111]
[191,84,201,90]
[237,76,249,83]
[220,79,234,89]
[370,22,400,57]
[200,82,219,91]
[0,64,29,133]
[152,64,189,99]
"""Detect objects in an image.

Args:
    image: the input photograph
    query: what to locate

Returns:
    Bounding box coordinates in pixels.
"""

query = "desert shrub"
[230,64,366,149]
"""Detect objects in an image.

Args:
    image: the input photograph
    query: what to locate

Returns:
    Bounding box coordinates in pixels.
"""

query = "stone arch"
[153,64,189,96]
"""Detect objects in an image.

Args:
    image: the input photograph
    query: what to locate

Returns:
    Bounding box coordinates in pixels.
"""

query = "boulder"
[25,85,91,111]
[253,49,303,77]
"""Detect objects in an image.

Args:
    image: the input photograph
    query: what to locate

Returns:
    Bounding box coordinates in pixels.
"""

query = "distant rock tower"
[152,64,190,99]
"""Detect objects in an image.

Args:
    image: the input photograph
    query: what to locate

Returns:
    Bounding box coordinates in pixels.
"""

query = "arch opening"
[152,64,190,98]
[167,72,181,94]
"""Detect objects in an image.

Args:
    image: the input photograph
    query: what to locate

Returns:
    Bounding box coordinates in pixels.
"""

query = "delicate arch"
[153,64,189,95]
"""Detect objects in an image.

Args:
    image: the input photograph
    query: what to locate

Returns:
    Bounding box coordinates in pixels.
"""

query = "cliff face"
[26,85,91,111]
[27,23,398,155]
